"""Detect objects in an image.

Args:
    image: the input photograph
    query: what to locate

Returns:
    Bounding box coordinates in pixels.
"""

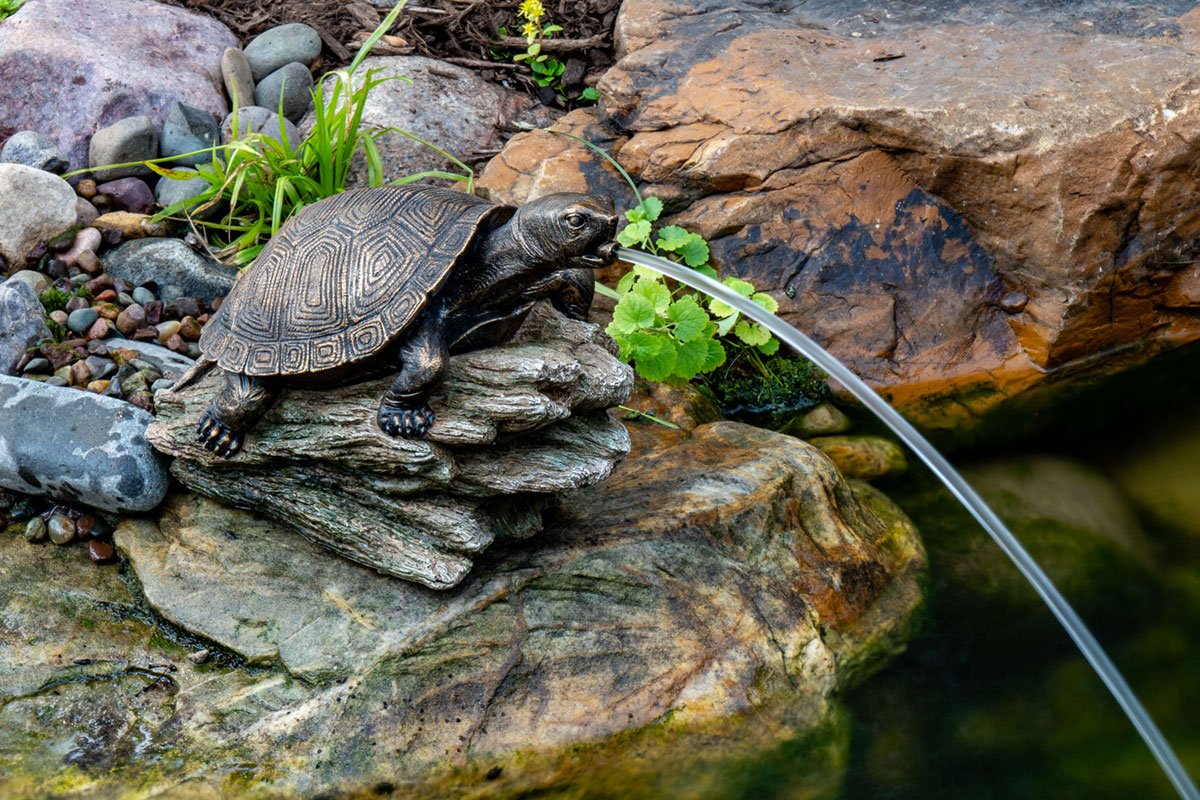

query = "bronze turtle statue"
[195,184,617,457]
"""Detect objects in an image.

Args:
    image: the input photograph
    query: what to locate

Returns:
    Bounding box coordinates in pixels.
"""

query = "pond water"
[842,344,1200,799]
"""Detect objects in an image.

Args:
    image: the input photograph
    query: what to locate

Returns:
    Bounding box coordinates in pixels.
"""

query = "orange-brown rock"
[479,0,1200,432]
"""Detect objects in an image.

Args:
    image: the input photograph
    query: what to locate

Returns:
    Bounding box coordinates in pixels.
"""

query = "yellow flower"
[518,0,544,22]
[522,21,538,37]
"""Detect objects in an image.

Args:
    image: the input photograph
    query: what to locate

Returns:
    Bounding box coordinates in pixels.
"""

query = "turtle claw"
[377,403,435,439]
[197,414,244,458]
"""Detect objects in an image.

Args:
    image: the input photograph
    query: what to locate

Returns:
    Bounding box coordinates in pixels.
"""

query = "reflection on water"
[843,346,1200,799]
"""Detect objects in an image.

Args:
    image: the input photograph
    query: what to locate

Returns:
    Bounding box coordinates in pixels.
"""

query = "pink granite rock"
[0,0,235,171]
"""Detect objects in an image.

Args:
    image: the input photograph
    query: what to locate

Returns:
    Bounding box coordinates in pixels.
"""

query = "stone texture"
[0,165,76,266]
[0,279,51,375]
[0,130,67,174]
[303,56,559,186]
[95,177,154,214]
[221,105,302,149]
[243,22,322,81]
[160,101,220,166]
[88,116,158,180]
[101,237,237,303]
[0,0,234,172]
[0,374,169,512]
[479,0,1200,433]
[148,307,634,589]
[221,47,255,108]
[38,417,917,798]
[154,168,210,209]
[112,339,196,383]
[809,435,907,480]
[254,61,313,122]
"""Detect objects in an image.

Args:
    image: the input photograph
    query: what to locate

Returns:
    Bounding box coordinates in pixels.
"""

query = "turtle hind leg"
[197,371,280,458]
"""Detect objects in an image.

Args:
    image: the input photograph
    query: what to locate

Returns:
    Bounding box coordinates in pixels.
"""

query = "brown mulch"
[162,0,619,104]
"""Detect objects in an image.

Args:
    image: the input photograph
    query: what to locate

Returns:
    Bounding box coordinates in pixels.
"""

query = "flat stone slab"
[0,374,168,512]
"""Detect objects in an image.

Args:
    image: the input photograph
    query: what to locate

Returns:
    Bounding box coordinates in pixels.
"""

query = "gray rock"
[300,56,559,185]
[254,62,314,122]
[221,47,255,108]
[0,279,52,375]
[221,106,302,150]
[0,375,169,512]
[96,177,154,214]
[0,0,235,172]
[5,270,48,293]
[132,286,156,305]
[108,339,195,382]
[66,307,99,334]
[23,516,46,543]
[101,238,237,304]
[161,101,220,166]
[23,358,50,374]
[74,198,99,229]
[1,131,68,174]
[154,167,212,209]
[88,116,158,180]
[149,307,634,588]
[0,164,78,265]
[243,23,321,81]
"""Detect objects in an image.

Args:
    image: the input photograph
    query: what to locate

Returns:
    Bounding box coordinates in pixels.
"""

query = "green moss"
[705,356,829,421]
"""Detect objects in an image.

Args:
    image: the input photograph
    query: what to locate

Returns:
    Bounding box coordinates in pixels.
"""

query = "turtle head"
[511,193,617,270]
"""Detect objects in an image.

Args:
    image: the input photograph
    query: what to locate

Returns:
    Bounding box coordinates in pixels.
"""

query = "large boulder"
[302,56,560,186]
[479,0,1200,433]
[0,0,235,171]
[0,419,923,798]
[148,307,635,589]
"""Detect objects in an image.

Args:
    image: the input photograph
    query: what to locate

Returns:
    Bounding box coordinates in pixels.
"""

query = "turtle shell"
[200,185,509,377]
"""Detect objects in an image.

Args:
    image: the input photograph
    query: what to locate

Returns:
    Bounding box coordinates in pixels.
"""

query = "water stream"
[614,247,1200,800]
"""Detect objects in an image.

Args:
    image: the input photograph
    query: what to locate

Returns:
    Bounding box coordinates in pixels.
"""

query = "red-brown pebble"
[76,514,97,538]
[86,275,114,294]
[164,333,186,352]
[88,539,116,564]
[69,361,92,386]
[115,304,146,335]
[85,318,111,340]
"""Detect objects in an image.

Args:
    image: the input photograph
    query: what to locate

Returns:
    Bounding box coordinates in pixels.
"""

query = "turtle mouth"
[577,241,619,269]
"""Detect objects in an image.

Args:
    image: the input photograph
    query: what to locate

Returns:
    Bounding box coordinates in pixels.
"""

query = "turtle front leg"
[527,266,595,321]
[197,371,281,458]
[378,313,448,440]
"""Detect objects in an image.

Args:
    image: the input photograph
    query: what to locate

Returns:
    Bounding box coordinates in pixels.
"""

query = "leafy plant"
[0,0,24,23]
[510,0,566,89]
[541,130,782,385]
[151,0,474,265]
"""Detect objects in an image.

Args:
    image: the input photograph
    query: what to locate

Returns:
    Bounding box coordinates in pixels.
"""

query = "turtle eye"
[566,213,586,230]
